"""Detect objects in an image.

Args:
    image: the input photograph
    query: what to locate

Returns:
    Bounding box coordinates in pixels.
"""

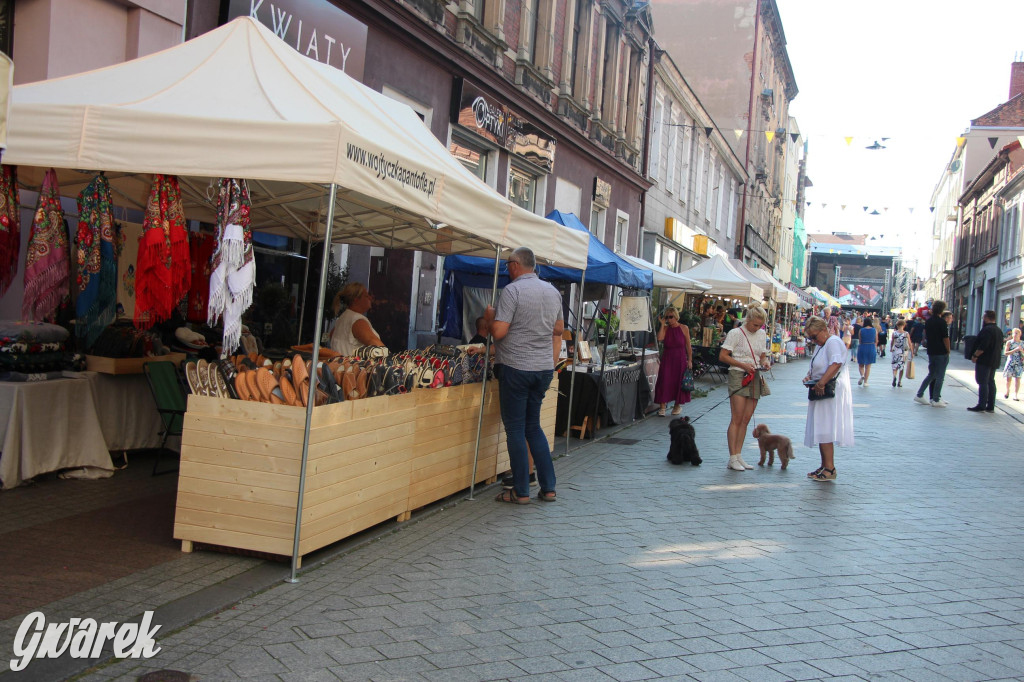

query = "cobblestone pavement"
[46,354,1024,680]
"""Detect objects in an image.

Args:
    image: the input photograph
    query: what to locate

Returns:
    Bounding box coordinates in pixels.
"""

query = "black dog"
[667,416,701,466]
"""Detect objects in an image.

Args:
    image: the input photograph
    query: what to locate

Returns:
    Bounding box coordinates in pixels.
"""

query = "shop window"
[662,247,677,272]
[590,205,606,243]
[450,136,490,184]
[509,166,538,212]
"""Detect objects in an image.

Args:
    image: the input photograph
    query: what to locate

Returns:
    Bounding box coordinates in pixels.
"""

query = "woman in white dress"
[719,304,771,472]
[803,316,854,481]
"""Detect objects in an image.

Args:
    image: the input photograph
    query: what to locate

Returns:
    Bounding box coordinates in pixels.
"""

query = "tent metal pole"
[286,183,337,584]
[638,293,653,419]
[564,270,586,456]
[592,302,613,440]
[296,236,314,344]
[468,244,502,501]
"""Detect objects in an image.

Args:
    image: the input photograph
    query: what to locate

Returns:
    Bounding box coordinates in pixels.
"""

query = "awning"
[622,254,710,292]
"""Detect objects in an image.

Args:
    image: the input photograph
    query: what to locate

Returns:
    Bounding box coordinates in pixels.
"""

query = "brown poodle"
[752,424,794,469]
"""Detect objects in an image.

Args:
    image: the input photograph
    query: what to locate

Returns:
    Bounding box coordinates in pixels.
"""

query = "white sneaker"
[914,395,930,405]
[727,457,746,471]
[930,399,948,408]
[737,456,754,470]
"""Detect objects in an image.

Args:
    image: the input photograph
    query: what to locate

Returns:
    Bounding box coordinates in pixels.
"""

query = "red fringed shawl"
[134,174,190,328]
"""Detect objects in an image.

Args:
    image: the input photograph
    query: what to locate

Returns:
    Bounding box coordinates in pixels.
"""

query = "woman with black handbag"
[802,316,854,481]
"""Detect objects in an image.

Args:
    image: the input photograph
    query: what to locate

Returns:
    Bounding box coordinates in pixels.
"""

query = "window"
[614,211,629,254]
[525,0,539,62]
[705,153,716,217]
[649,95,663,181]
[666,110,678,192]
[662,247,677,272]
[678,123,691,201]
[509,166,537,211]
[715,168,725,232]
[693,140,704,211]
[599,22,619,123]
[590,205,606,243]
[450,136,490,183]
[570,0,590,99]
[727,179,736,239]
[472,0,485,23]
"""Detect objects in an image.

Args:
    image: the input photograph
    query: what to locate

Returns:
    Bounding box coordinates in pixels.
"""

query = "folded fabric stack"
[90,319,169,358]
[0,321,70,379]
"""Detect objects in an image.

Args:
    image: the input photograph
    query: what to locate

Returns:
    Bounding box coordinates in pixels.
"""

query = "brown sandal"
[495,489,530,505]
[537,491,556,502]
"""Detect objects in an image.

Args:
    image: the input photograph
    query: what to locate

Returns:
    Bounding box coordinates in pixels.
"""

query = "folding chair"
[143,361,187,476]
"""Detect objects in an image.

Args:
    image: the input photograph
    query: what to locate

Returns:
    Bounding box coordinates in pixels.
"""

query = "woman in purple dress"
[654,306,693,416]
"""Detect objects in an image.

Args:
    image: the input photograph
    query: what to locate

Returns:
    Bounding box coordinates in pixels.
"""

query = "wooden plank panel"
[176,475,298,508]
[175,491,295,524]
[185,395,307,427]
[181,430,302,460]
[185,414,304,445]
[299,494,408,555]
[173,523,292,556]
[182,445,302,476]
[179,460,300,493]
[175,507,294,541]
[302,474,410,532]
[310,409,417,446]
[304,443,413,492]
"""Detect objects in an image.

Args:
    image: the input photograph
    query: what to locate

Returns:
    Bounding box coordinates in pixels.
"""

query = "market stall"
[2,17,589,569]
[440,210,654,440]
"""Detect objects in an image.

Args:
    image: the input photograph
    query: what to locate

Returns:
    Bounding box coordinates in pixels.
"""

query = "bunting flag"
[988,137,999,149]
[0,165,19,298]
[844,137,853,146]
[790,133,799,144]
[930,207,936,213]
[1019,136,1024,148]
[74,174,119,348]
[863,206,868,212]
[841,205,846,211]
[22,169,70,322]
[704,126,713,138]
[956,136,967,147]
[134,174,191,328]
[734,129,744,140]
[208,178,255,355]
[765,131,775,143]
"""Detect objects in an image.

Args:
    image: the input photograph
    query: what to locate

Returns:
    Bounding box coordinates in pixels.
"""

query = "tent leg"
[564,271,586,456]
[296,236,314,344]
[468,245,502,501]
[592,305,613,440]
[287,184,337,584]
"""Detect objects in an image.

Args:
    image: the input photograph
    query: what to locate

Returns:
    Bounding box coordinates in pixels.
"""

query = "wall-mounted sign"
[954,268,970,289]
[451,79,556,172]
[593,177,611,208]
[226,0,367,81]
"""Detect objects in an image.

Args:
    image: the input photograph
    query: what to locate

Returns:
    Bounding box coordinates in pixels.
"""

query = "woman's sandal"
[807,466,824,478]
[810,467,837,482]
[537,491,556,502]
[495,489,530,504]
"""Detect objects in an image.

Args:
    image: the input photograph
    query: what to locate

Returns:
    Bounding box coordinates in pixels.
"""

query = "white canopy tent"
[2,17,589,268]
[679,255,764,302]
[623,255,710,293]
[1,17,590,579]
[729,259,798,305]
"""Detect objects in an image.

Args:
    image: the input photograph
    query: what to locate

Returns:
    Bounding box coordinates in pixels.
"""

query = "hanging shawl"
[208,178,254,354]
[22,169,69,322]
[0,165,19,297]
[134,174,190,328]
[186,232,216,323]
[75,175,119,347]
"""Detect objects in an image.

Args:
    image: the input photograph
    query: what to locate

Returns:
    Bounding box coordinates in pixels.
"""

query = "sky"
[775,0,1024,276]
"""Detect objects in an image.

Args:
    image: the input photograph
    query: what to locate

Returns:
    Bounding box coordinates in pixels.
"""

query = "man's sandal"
[495,489,530,504]
[537,491,556,502]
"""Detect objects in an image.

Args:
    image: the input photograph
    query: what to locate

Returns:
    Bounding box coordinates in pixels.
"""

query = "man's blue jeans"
[917,353,949,401]
[498,366,556,498]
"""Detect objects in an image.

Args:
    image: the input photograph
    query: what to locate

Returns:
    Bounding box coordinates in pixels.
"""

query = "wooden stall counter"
[174,382,556,561]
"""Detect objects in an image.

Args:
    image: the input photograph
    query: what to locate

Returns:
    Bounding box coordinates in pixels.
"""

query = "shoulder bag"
[807,341,837,401]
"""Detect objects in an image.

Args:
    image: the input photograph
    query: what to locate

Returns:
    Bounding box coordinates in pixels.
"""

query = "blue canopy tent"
[440,210,653,339]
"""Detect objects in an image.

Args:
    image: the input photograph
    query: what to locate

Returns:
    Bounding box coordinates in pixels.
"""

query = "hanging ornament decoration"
[0,164,19,297]
[22,168,69,322]
[75,174,119,347]
[134,174,191,328]
[208,178,255,355]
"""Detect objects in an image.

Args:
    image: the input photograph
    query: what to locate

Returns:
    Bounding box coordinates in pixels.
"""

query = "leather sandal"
[537,491,556,502]
[495,489,530,504]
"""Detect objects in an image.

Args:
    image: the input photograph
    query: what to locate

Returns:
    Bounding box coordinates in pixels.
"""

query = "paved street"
[61,353,1024,681]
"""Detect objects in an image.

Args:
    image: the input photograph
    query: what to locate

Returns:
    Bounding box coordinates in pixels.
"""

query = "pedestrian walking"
[719,304,771,472]
[802,316,853,482]
[968,310,1004,413]
[825,306,841,338]
[877,315,888,358]
[910,315,925,356]
[856,315,877,386]
[850,313,862,360]
[484,247,562,504]
[1003,327,1023,400]
[914,300,951,408]
[889,319,910,387]
[653,306,692,417]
